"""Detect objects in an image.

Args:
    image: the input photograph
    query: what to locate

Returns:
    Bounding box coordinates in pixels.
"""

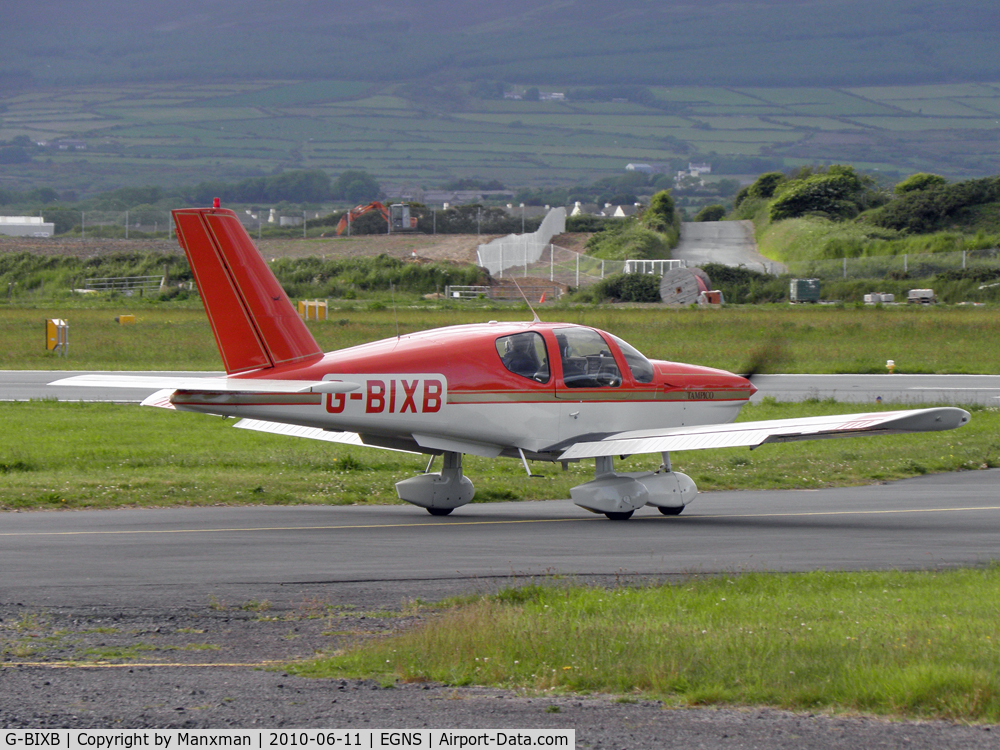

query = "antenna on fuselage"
[510,278,541,323]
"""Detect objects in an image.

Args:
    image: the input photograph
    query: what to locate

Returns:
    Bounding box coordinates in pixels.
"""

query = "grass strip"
[290,568,1000,722]
[0,400,995,511]
[2,304,1000,374]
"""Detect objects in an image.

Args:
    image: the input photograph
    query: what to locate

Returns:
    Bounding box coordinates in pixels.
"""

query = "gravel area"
[2,584,999,748]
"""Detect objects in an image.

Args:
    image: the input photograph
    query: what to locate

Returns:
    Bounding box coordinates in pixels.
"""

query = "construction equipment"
[335,202,418,236]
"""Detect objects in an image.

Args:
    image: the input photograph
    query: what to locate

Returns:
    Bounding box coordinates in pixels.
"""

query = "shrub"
[894,173,948,195]
[694,204,726,222]
[586,222,671,261]
[589,273,662,302]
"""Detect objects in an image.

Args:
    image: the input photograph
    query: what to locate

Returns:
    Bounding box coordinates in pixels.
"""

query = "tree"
[768,165,879,222]
[644,190,676,231]
[332,170,381,204]
[894,173,948,195]
[747,172,785,199]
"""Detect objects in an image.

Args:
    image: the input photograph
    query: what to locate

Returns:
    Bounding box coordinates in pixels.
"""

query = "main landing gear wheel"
[426,507,454,516]
[658,506,684,516]
[604,511,634,521]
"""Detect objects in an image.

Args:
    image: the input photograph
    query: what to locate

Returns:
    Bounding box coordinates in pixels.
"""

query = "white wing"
[49,374,360,394]
[559,407,970,460]
[233,419,418,455]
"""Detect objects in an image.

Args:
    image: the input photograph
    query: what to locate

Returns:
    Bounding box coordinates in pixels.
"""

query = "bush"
[694,204,726,222]
[588,273,662,302]
[868,177,1000,233]
[270,254,487,297]
[748,172,785,200]
[586,221,672,261]
[699,263,787,303]
[770,173,862,221]
[894,173,947,195]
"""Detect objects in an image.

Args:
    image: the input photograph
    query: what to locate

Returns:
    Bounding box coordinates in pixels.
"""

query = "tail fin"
[172,206,322,375]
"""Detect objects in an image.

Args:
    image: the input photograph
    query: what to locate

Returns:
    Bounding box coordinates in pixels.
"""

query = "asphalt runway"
[5,370,1000,405]
[4,373,1000,740]
[4,469,999,610]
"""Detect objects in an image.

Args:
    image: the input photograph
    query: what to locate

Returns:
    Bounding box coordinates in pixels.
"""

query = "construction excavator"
[335,201,417,236]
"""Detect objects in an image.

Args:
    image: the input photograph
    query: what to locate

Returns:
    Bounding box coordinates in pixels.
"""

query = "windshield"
[610,334,655,383]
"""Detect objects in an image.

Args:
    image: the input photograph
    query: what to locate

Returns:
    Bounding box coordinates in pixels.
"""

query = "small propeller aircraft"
[53,202,971,520]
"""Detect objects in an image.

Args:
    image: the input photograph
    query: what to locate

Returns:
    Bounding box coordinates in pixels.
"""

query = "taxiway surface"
[4,469,999,610]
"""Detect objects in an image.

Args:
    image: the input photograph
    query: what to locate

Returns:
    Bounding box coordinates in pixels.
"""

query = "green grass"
[4,77,1000,193]
[3,304,1000,375]
[0,399,994,511]
[290,567,1000,722]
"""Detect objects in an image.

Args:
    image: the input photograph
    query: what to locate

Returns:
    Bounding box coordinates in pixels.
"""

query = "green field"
[1,303,997,510]
[2,305,999,375]
[4,79,1000,195]
[0,397,994,512]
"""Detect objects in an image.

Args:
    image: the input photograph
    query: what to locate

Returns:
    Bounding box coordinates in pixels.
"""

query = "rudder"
[172,206,322,374]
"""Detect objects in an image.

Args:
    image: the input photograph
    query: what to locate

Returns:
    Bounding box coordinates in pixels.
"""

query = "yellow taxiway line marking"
[0,517,590,537]
[1,506,999,538]
[676,506,1000,520]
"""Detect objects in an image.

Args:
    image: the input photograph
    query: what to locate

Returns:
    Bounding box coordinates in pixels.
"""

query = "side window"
[555,328,622,388]
[610,334,655,384]
[495,332,550,383]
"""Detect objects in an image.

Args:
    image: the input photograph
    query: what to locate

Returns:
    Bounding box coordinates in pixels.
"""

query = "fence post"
[550,244,554,281]
[963,250,967,269]
[576,254,580,287]
[843,257,847,279]
[904,254,908,274]
[601,259,605,279]
[500,245,504,279]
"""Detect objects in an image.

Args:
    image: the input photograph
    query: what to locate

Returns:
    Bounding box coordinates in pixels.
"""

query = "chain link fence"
[76,209,175,237]
[785,248,1000,280]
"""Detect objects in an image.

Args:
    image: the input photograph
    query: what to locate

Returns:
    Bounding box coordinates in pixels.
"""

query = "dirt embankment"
[0,232,592,264]
[0,234,487,265]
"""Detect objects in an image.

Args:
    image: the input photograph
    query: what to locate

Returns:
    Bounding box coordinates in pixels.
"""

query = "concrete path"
[673,220,786,274]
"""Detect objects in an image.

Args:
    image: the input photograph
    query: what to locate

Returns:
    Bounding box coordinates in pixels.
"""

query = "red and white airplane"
[54,204,971,520]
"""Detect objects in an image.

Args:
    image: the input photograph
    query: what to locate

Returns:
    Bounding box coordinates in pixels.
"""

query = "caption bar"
[3,731,573,750]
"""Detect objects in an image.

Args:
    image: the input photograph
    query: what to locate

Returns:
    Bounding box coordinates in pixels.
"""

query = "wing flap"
[559,407,971,459]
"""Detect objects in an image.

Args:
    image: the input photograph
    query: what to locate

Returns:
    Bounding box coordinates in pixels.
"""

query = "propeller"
[740,336,790,382]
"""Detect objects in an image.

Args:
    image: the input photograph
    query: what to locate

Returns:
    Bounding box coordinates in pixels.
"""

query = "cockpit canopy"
[495,326,655,387]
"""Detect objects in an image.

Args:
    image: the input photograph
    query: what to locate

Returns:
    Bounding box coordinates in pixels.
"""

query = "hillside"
[4,0,1000,88]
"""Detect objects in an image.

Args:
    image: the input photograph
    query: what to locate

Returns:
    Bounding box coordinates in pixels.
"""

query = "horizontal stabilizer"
[559,407,971,460]
[50,374,359,394]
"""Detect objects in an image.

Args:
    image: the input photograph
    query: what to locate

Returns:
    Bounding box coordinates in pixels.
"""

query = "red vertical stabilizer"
[172,207,322,374]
